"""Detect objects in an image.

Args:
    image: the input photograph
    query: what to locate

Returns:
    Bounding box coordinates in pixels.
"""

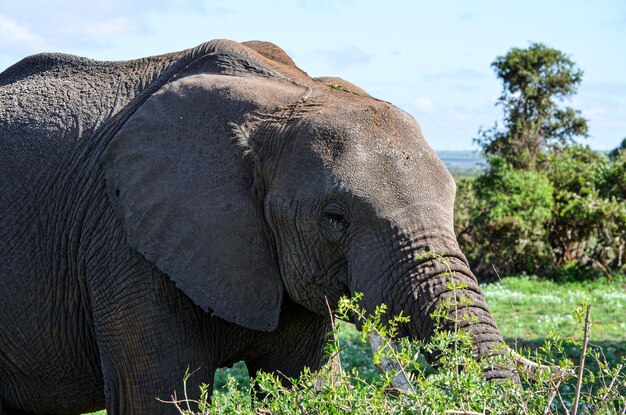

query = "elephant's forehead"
[305,104,451,188]
[298,102,456,226]
[303,101,429,160]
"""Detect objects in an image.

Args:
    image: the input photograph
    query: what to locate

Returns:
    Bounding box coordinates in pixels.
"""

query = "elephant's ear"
[102,62,302,331]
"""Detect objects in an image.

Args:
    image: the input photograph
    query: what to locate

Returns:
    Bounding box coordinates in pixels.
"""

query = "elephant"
[0,39,514,414]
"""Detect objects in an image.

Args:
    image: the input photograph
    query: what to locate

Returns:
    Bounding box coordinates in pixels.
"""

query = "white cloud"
[0,15,46,51]
[0,0,205,51]
[318,47,372,70]
[413,96,435,112]
[62,17,143,38]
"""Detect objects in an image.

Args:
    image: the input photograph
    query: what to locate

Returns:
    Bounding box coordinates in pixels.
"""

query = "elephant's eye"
[325,212,346,228]
[321,202,349,241]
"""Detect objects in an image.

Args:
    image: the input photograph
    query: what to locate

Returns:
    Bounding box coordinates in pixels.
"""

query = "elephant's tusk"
[313,332,345,390]
[509,350,575,381]
[368,332,414,394]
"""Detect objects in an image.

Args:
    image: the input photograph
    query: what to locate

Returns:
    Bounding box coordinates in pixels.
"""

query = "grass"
[482,275,626,364]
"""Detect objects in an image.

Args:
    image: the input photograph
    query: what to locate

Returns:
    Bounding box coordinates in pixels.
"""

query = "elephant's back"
[0,53,138,137]
[0,52,179,205]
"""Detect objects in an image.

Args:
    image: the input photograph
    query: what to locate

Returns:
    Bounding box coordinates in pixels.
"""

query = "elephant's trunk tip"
[509,350,575,381]
[368,332,573,391]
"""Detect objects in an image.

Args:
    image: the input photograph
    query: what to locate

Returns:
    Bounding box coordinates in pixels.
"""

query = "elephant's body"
[0,43,330,414]
[1,39,510,414]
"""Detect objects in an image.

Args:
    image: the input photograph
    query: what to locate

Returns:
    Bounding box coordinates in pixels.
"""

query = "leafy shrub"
[456,156,555,277]
[546,146,626,277]
[464,43,625,280]
[456,147,626,280]
[166,293,625,415]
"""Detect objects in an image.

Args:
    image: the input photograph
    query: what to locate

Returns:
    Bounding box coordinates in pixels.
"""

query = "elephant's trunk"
[355,245,516,381]
[362,251,572,386]
[403,256,514,380]
[369,332,572,394]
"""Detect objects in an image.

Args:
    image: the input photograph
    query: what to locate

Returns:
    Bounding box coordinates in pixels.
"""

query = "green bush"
[456,157,554,277]
[546,146,626,276]
[456,147,626,280]
[166,293,625,415]
[464,43,625,280]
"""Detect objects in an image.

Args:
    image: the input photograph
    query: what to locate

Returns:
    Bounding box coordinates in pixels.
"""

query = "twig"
[324,296,335,327]
[172,391,186,415]
[368,332,416,395]
[445,410,484,415]
[593,363,623,415]
[543,379,563,415]
[492,264,520,349]
[323,296,344,386]
[572,304,591,415]
[512,351,575,381]
[555,387,571,415]
[157,392,204,415]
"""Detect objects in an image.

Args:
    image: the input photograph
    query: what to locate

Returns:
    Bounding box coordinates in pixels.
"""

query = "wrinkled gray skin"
[0,40,509,414]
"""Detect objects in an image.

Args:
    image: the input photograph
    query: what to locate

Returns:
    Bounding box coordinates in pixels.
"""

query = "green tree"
[476,43,588,169]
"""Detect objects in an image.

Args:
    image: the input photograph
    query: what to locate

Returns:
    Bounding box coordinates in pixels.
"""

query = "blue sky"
[1,0,624,150]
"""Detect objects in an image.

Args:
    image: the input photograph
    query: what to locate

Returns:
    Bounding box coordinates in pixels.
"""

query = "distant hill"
[436,149,611,176]
[436,150,484,176]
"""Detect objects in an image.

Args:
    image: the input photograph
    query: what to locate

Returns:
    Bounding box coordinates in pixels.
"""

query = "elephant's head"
[102,40,511,379]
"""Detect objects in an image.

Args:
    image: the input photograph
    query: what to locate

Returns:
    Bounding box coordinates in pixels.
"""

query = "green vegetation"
[211,275,626,385]
[82,275,626,414]
[456,158,555,276]
[456,146,626,279]
[483,276,626,362]
[458,43,626,280]
[545,147,626,275]
[169,281,625,414]
[81,281,625,415]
